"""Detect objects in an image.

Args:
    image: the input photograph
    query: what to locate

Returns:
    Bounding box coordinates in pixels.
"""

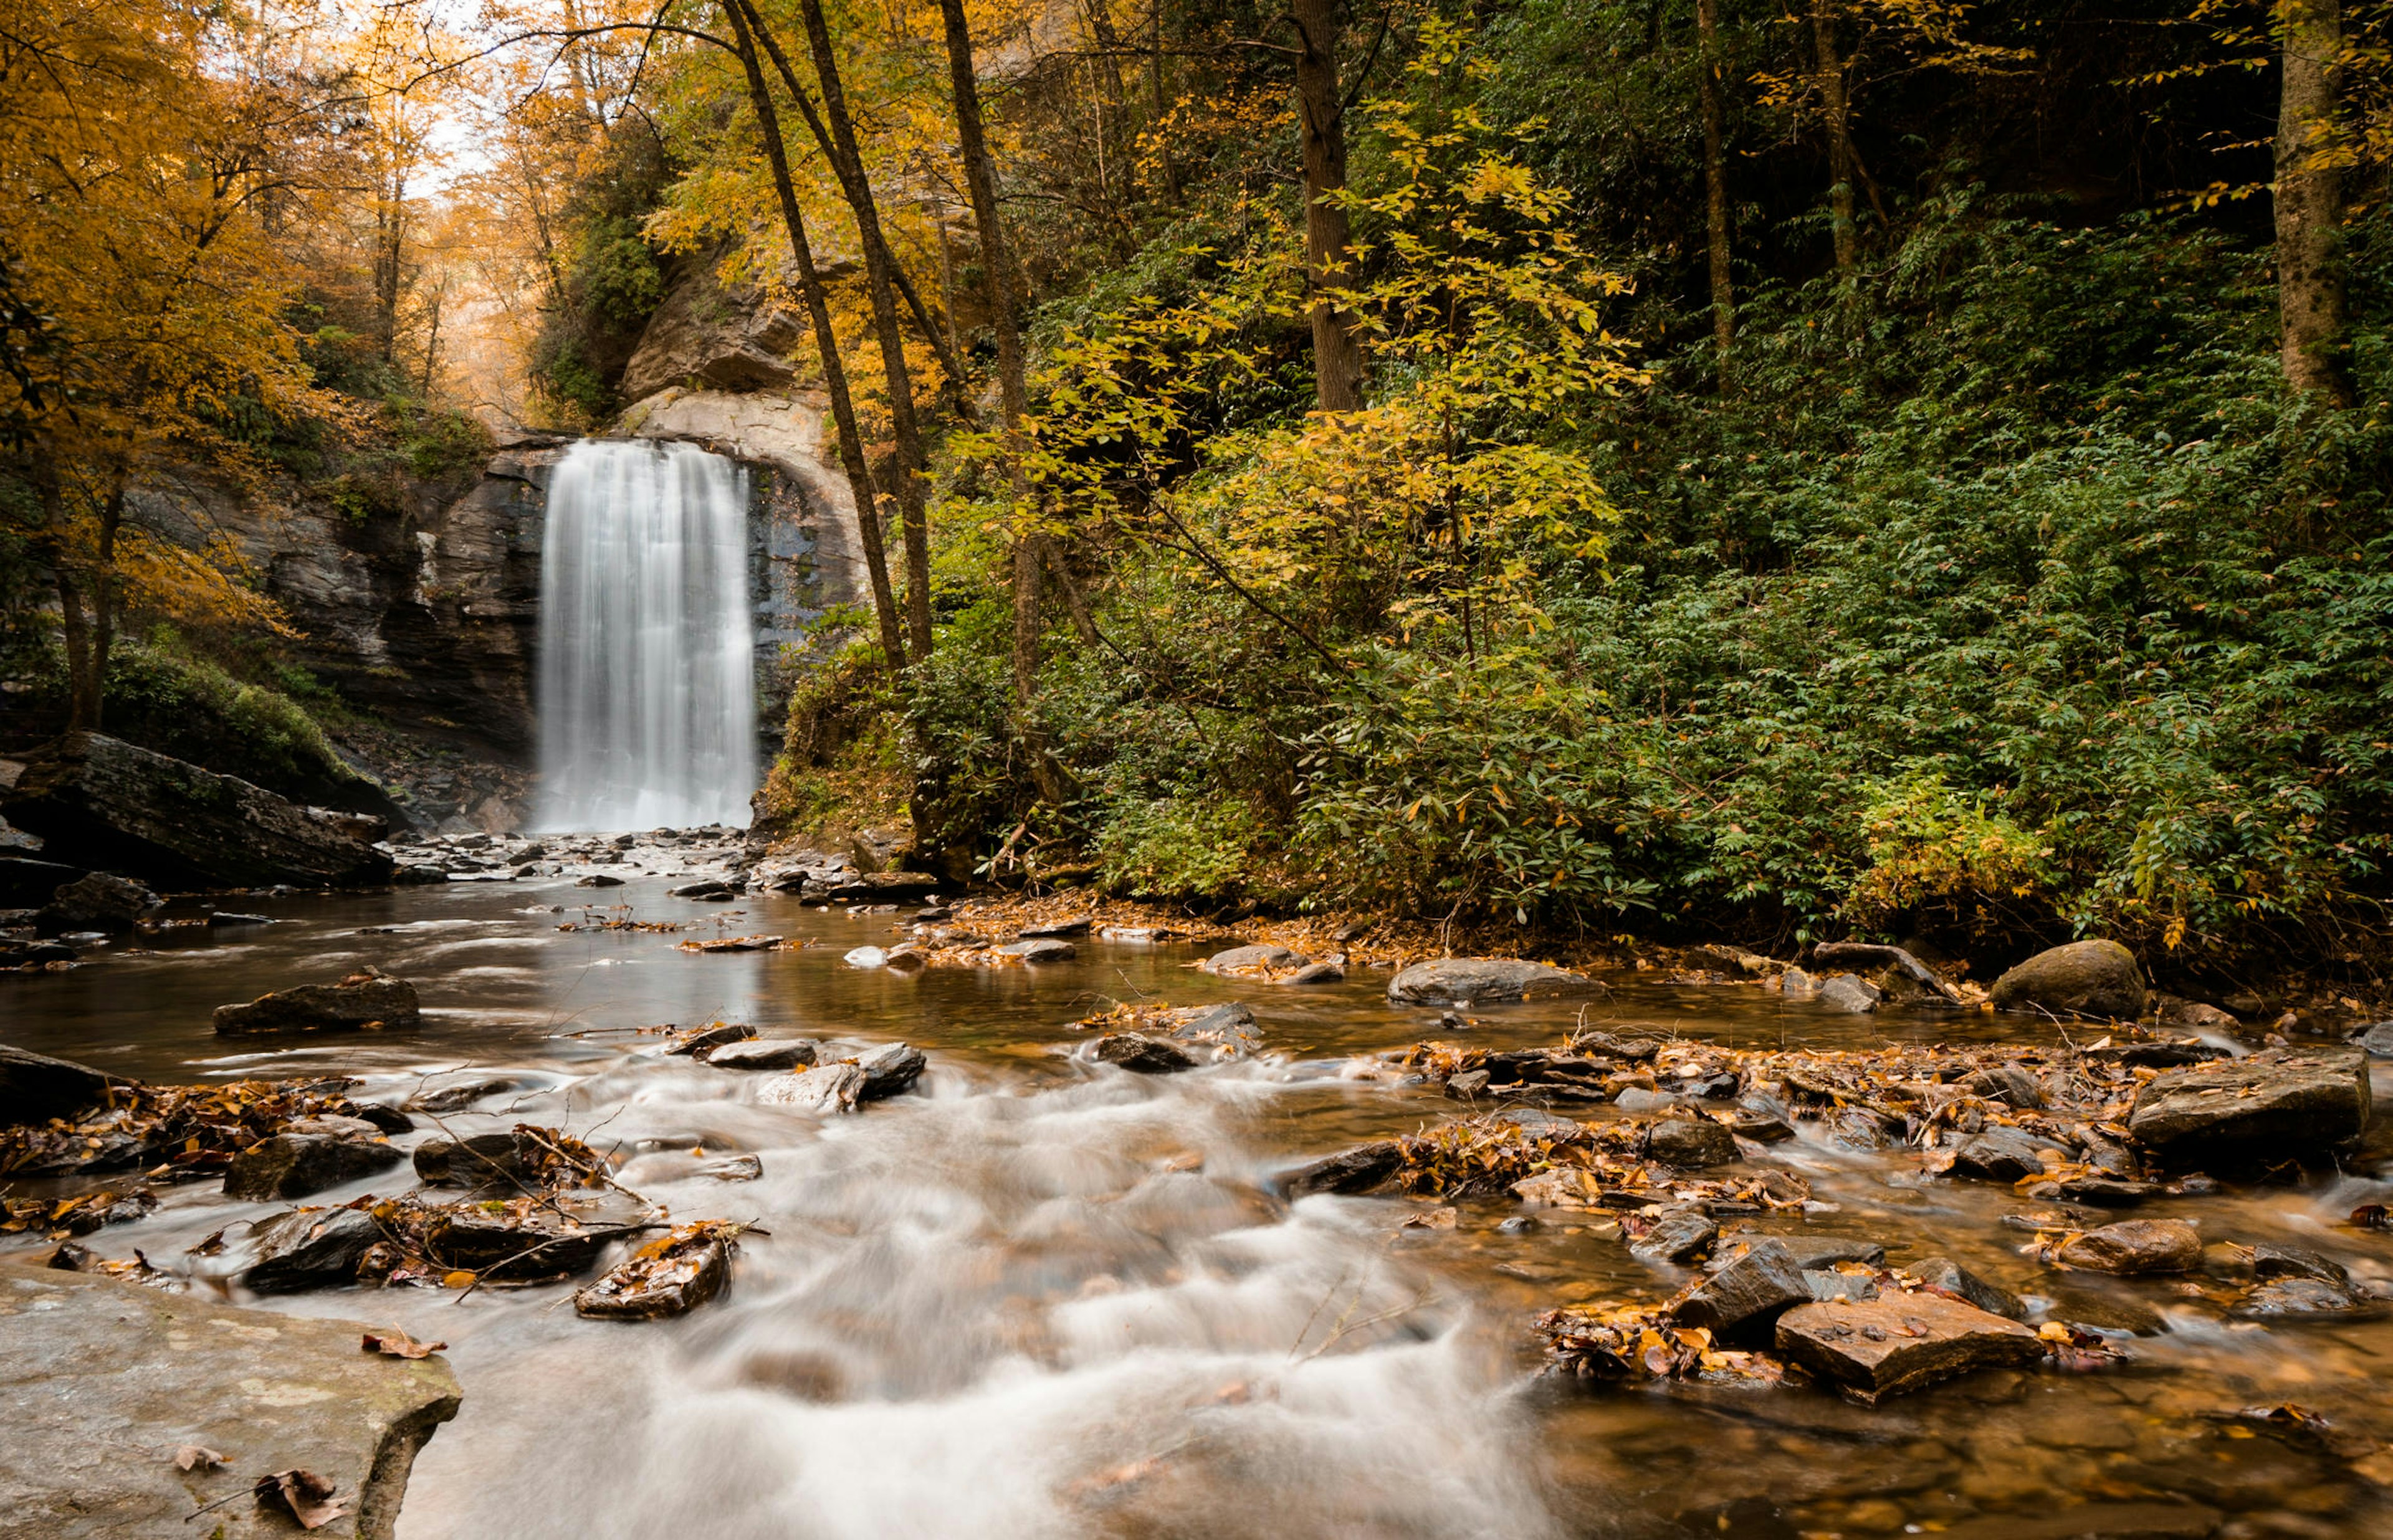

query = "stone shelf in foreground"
[0,1260,459,1539]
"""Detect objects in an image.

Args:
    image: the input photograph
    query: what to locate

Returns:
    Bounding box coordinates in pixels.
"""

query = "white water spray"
[535,439,755,831]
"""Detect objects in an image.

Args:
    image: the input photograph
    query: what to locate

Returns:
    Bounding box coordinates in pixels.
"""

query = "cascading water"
[535,439,756,831]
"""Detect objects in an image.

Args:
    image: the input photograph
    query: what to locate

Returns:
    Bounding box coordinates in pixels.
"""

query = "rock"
[666,1022,756,1056]
[757,1062,868,1114]
[1201,943,1306,976]
[0,1257,459,1539]
[1815,973,1882,1014]
[0,1043,132,1126]
[2126,1047,2369,1164]
[2253,1243,2350,1287]
[1276,961,1346,986]
[575,872,624,887]
[422,1196,649,1279]
[704,1038,819,1072]
[1803,1270,1881,1303]
[1959,1063,2045,1110]
[1775,1293,2043,1404]
[2054,1219,2202,1275]
[1810,941,1966,1005]
[401,1075,524,1114]
[1769,1237,1887,1270]
[35,871,158,934]
[1019,916,1092,938]
[1284,1141,1404,1197]
[411,1131,537,1189]
[1645,1117,1741,1169]
[822,872,940,904]
[2235,1278,2369,1318]
[236,1207,385,1293]
[2354,1022,2393,1057]
[395,863,450,884]
[1829,1108,1904,1151]
[1989,939,2146,1020]
[1385,957,1599,1006]
[1906,1256,2028,1319]
[855,1042,927,1099]
[996,938,1076,963]
[1669,1237,1810,1342]
[1631,1210,1719,1265]
[2044,1288,2166,1335]
[700,1154,763,1181]
[575,1225,733,1320]
[667,879,732,899]
[214,972,423,1036]
[1949,1126,2069,1183]
[2047,1177,2165,1207]
[1779,966,1820,999]
[224,1133,404,1201]
[1445,1068,1493,1099]
[2165,999,2243,1032]
[1732,1103,1797,1143]
[1094,1034,1203,1073]
[2,733,394,890]
[208,911,271,926]
[619,247,811,398]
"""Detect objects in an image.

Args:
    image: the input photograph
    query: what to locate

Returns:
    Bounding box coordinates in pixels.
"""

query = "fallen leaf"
[440,1270,477,1290]
[254,1469,347,1530]
[174,1445,226,1471]
[361,1327,446,1359]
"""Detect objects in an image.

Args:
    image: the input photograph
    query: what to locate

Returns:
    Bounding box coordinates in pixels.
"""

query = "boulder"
[667,879,733,899]
[1775,1293,2043,1404]
[856,1042,927,1100]
[1669,1237,1810,1342]
[575,873,624,888]
[619,250,811,399]
[2126,1047,2369,1164]
[1905,1256,2028,1320]
[34,872,158,934]
[2234,1278,2369,1318]
[1201,943,1306,976]
[1385,958,1600,1007]
[214,972,421,1037]
[1949,1126,2070,1183]
[2253,1243,2350,1287]
[0,1257,459,1540]
[1645,1117,1740,1169]
[1020,916,1092,938]
[996,938,1076,963]
[1284,1141,1404,1197]
[2,733,394,890]
[667,1022,756,1057]
[1093,1034,1202,1074]
[1631,1210,1719,1265]
[574,1225,733,1320]
[1276,961,1346,986]
[822,872,940,904]
[236,1207,386,1293]
[1810,942,1965,1005]
[1815,973,1882,1014]
[224,1134,403,1201]
[1959,1063,2045,1110]
[2354,1022,2393,1057]
[757,1062,868,1114]
[0,1043,132,1126]
[421,1196,649,1280]
[2053,1219,2202,1275]
[1989,940,2146,1020]
[412,1131,538,1189]
[704,1038,819,1072]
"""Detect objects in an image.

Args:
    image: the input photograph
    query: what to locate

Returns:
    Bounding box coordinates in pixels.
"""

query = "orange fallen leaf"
[361,1327,446,1359]
[254,1469,346,1530]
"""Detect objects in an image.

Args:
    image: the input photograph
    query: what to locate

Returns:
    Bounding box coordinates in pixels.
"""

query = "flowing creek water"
[8,843,2393,1538]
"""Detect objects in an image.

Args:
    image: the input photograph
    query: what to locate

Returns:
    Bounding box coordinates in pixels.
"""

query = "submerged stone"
[1093,1034,1202,1073]
[1385,957,1598,1006]
[214,972,422,1037]
[1775,1292,2042,1404]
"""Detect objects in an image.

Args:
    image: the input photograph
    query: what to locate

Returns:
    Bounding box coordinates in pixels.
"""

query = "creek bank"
[0,1258,459,1539]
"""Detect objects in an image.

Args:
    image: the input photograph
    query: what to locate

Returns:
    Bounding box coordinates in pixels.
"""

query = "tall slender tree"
[1696,0,1735,385]
[1810,0,1859,276]
[2275,0,2352,404]
[1291,0,1365,410]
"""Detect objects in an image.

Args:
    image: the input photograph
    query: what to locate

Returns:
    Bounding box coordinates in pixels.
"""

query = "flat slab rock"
[1775,1291,2043,1404]
[0,1260,459,1539]
[2127,1047,2369,1162]
[1386,958,1600,1006]
[215,975,422,1037]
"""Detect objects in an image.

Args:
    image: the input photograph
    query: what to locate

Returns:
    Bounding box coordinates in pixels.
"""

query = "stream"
[8,837,2393,1539]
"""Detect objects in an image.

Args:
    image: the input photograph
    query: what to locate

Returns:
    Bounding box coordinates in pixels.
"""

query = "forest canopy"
[1,0,2388,982]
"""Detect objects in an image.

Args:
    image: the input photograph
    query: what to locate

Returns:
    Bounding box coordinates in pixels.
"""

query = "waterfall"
[535,439,756,831]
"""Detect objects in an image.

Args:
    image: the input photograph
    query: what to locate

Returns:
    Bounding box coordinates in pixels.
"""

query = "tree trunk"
[375,168,406,363]
[1810,0,1857,278]
[723,1,909,677]
[935,0,1043,706]
[737,4,976,422]
[757,0,934,660]
[1290,0,1365,411]
[1696,0,1734,387]
[2276,0,2352,405]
